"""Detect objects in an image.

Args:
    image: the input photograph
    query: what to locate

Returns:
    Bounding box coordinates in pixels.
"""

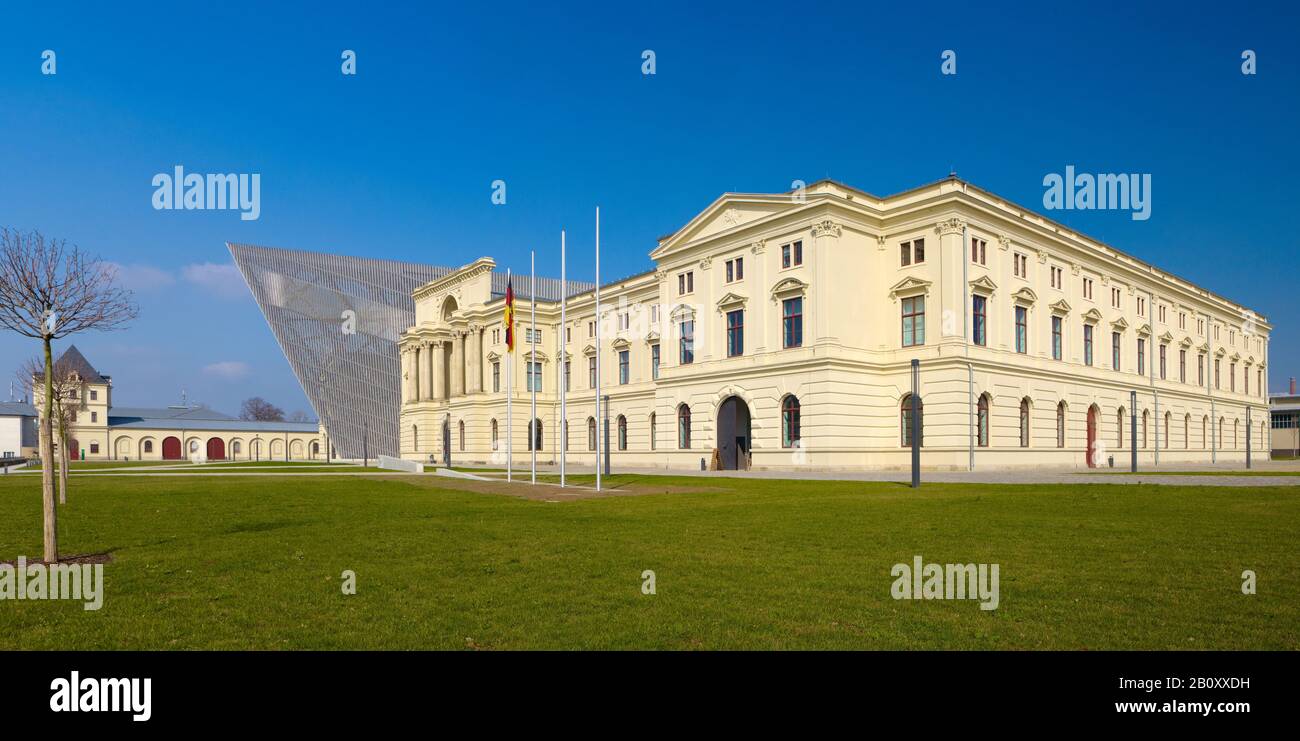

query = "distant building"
[1270,378,1300,458]
[34,346,327,461]
[0,401,37,458]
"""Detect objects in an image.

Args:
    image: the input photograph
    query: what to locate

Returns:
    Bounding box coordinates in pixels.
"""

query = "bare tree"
[0,229,137,563]
[288,410,310,423]
[240,397,285,422]
[15,355,78,505]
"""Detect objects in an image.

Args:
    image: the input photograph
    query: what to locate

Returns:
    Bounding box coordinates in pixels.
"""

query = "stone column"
[431,340,445,401]
[404,346,415,403]
[422,341,435,400]
[467,326,483,393]
[811,220,841,344]
[450,332,465,396]
[936,217,967,345]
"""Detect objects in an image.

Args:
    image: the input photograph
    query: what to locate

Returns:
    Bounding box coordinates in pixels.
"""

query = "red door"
[1086,407,1098,467]
[206,437,225,460]
[162,436,182,460]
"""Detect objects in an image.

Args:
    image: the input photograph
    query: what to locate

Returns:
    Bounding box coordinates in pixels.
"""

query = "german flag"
[504,278,516,352]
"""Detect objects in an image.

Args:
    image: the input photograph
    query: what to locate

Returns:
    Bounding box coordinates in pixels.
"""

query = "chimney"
[1290,377,1296,395]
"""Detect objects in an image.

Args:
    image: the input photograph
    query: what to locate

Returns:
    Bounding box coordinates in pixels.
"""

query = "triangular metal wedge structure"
[228,242,455,459]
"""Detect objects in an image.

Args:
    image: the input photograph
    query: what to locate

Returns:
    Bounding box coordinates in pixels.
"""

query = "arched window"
[900,394,923,447]
[491,419,498,450]
[528,419,542,451]
[648,413,656,450]
[1019,397,1031,447]
[977,394,990,447]
[1056,401,1066,448]
[311,441,319,456]
[233,440,243,456]
[781,396,801,448]
[1117,408,1125,448]
[617,415,627,450]
[587,417,597,451]
[677,404,691,449]
[143,440,153,453]
[459,420,466,451]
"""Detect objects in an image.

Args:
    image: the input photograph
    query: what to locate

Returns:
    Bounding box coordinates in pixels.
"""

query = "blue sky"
[1,0,1297,415]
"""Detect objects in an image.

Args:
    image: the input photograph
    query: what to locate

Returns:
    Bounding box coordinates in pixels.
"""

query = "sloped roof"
[50,345,110,383]
[0,402,37,417]
[107,406,236,423]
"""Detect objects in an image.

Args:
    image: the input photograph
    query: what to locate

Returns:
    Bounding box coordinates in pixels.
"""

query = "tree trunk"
[41,337,58,563]
[58,415,69,505]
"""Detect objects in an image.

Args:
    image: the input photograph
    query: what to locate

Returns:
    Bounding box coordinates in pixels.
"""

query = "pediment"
[669,302,696,321]
[1081,308,1103,323]
[1159,331,1175,343]
[645,330,661,344]
[1049,299,1071,314]
[525,349,548,362]
[486,350,501,362]
[1136,323,1152,337]
[968,275,998,295]
[1179,336,1194,348]
[888,276,931,301]
[651,195,800,259]
[1012,287,1038,305]
[1214,346,1227,356]
[771,277,810,301]
[582,344,597,356]
[1110,317,1129,331]
[611,337,630,350]
[716,291,748,311]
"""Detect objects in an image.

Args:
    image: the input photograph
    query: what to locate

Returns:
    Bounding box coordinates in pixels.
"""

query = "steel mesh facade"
[228,243,594,459]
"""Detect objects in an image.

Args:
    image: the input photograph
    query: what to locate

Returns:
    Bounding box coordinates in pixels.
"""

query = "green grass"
[1096,470,1300,476]
[1,473,1296,650]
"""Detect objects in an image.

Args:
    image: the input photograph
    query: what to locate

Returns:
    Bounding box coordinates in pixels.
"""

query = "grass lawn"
[1,473,1296,650]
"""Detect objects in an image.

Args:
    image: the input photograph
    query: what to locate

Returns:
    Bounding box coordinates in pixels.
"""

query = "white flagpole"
[506,267,512,483]
[530,250,537,484]
[560,230,567,488]
[595,207,602,493]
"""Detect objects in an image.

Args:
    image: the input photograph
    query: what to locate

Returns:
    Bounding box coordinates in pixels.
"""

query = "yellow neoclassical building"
[34,346,328,462]
[398,177,1271,471]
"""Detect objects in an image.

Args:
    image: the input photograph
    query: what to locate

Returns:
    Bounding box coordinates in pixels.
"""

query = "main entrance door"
[717,396,752,471]
[162,436,182,460]
[206,437,226,461]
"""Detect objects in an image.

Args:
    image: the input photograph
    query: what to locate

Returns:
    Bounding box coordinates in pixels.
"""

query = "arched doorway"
[162,436,182,460]
[1086,405,1099,467]
[717,396,752,471]
[206,437,226,461]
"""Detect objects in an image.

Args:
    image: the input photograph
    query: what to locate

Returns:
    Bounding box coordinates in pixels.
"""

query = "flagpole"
[560,230,567,488]
[530,250,537,484]
[506,267,512,483]
[595,206,602,493]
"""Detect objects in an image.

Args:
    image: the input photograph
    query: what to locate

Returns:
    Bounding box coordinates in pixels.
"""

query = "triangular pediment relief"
[524,349,548,362]
[1110,317,1129,331]
[651,195,800,259]
[771,277,811,301]
[1179,336,1194,348]
[582,344,597,356]
[888,276,931,301]
[1136,323,1152,337]
[1081,308,1103,323]
[644,330,661,344]
[716,291,748,310]
[486,350,501,362]
[669,302,696,320]
[1214,346,1227,356]
[1049,299,1072,314]
[1159,331,1175,343]
[968,275,998,295]
[611,337,630,350]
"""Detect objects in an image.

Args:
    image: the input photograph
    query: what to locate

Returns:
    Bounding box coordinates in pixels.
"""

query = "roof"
[46,345,110,384]
[0,402,36,417]
[106,417,319,433]
[107,406,237,422]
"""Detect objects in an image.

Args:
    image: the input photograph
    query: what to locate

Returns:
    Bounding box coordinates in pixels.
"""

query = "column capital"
[934,217,966,236]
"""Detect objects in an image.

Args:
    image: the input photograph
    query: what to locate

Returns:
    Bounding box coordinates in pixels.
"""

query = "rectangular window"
[1214,358,1221,389]
[972,295,987,346]
[1137,297,1146,316]
[725,257,744,283]
[678,271,694,295]
[1084,325,1094,366]
[680,319,695,364]
[566,326,571,342]
[900,242,910,267]
[588,321,595,337]
[1111,287,1121,308]
[901,296,925,347]
[1112,332,1121,370]
[619,350,629,385]
[91,411,98,423]
[726,309,744,357]
[1083,278,1093,300]
[782,240,804,268]
[1159,344,1167,380]
[1138,338,1145,375]
[971,238,987,265]
[492,362,500,392]
[90,390,97,401]
[1050,266,1062,289]
[1014,253,1028,278]
[1051,316,1062,360]
[526,361,542,392]
[651,344,660,380]
[1159,305,1167,323]
[900,238,923,267]
[588,356,597,387]
[1230,362,1236,392]
[90,442,99,454]
[564,361,571,392]
[1015,306,1028,353]
[782,298,803,349]
[1198,355,1205,386]
[1179,350,1186,383]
